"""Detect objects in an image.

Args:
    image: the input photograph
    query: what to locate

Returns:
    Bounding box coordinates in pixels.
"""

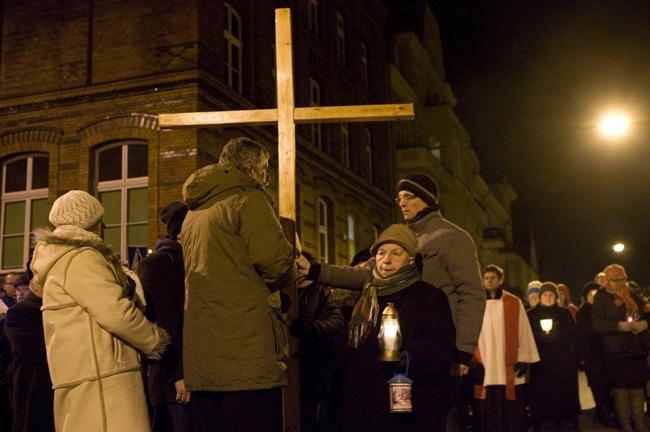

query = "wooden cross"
[159,8,413,431]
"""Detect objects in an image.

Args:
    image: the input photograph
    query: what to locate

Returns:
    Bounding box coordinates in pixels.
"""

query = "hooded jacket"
[181,162,296,391]
[31,225,169,432]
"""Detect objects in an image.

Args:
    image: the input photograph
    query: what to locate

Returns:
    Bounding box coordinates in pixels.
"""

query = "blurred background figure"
[526,281,542,310]
[591,264,649,432]
[138,201,193,432]
[5,266,54,432]
[527,282,581,431]
[557,284,579,317]
[290,240,343,432]
[575,281,617,428]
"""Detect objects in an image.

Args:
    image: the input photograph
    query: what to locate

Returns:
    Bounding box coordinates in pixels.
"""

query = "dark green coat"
[181,162,296,391]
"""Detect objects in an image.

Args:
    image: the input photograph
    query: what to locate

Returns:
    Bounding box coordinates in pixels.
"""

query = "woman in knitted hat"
[526,281,581,431]
[525,280,541,310]
[30,190,170,432]
[342,224,456,431]
[591,264,650,432]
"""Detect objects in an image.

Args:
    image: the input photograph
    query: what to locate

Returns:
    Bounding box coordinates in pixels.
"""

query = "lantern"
[377,302,402,361]
[540,318,553,333]
[388,373,413,413]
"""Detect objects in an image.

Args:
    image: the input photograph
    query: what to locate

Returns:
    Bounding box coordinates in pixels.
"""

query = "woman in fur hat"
[30,190,169,432]
[342,224,456,431]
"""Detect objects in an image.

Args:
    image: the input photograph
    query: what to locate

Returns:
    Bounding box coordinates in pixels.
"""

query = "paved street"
[576,370,641,432]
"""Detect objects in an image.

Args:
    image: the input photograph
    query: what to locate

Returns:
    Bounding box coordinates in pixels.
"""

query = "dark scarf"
[408,205,439,223]
[348,263,421,348]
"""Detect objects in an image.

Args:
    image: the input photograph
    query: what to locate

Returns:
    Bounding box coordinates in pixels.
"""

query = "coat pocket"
[270,309,289,364]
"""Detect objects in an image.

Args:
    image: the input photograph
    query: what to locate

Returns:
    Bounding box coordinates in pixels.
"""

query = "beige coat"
[31,226,169,432]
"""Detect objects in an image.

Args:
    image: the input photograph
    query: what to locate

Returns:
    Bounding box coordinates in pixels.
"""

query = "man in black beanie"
[394,173,484,377]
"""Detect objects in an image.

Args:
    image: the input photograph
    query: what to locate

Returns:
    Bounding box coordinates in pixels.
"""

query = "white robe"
[478,295,540,386]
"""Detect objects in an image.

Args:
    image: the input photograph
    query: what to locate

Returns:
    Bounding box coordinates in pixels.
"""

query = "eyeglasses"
[610,277,627,283]
[394,194,417,204]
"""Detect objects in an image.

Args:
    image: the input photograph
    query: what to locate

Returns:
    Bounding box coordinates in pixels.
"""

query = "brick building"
[0,0,537,291]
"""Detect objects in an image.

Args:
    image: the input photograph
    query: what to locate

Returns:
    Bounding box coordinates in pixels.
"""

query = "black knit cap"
[396,173,438,206]
[160,201,189,241]
[539,282,559,300]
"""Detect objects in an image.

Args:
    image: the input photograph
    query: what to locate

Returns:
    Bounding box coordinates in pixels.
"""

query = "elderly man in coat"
[180,137,296,432]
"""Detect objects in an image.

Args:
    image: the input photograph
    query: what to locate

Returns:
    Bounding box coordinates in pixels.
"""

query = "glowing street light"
[613,243,625,253]
[599,113,630,138]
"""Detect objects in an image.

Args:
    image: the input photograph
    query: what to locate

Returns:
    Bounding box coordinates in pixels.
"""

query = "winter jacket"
[180,162,296,392]
[342,280,456,431]
[313,211,485,365]
[527,303,581,419]
[31,226,169,432]
[138,236,186,406]
[591,288,650,386]
[5,292,54,432]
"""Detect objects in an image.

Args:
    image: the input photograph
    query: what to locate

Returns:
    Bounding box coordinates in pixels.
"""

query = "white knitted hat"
[49,190,105,229]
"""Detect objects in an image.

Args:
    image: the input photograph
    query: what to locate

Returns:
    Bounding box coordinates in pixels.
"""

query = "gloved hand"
[514,362,528,377]
[632,319,648,335]
[289,318,312,338]
[618,321,634,332]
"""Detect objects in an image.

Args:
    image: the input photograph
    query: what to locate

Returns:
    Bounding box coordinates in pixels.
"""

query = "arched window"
[1,154,49,270]
[96,142,148,265]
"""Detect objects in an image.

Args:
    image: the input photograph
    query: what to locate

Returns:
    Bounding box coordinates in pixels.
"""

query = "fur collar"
[34,226,131,293]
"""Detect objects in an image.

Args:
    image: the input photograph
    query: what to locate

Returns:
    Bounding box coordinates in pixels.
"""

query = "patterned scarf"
[607,284,641,319]
[348,263,421,348]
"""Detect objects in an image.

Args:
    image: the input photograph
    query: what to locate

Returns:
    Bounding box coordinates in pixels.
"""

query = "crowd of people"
[0,136,649,432]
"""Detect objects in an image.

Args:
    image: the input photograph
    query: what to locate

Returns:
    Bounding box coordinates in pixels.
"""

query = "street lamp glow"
[613,243,625,253]
[599,113,630,137]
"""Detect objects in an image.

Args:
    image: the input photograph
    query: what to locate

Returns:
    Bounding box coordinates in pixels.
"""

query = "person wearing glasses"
[297,173,485,430]
[1,272,21,309]
[591,264,650,432]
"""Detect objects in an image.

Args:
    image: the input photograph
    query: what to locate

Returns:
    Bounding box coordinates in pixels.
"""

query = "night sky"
[430,0,650,293]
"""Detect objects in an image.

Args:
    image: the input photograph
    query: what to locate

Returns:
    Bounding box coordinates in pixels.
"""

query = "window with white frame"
[364,127,373,182]
[318,198,328,262]
[96,142,148,266]
[360,42,369,89]
[308,0,319,36]
[225,3,243,94]
[310,78,322,149]
[341,123,349,167]
[1,155,49,270]
[336,12,346,64]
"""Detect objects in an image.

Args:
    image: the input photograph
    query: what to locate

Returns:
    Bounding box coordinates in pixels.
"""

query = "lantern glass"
[540,318,553,333]
[378,303,402,361]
